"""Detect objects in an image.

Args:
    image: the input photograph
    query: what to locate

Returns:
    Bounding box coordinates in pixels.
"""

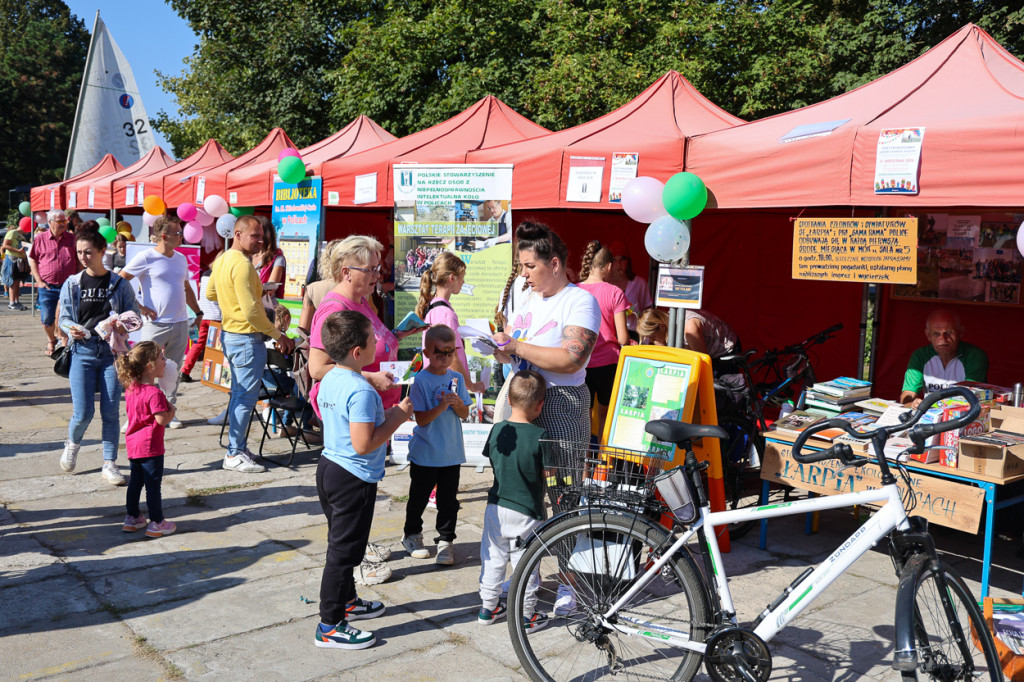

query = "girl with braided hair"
[577,240,630,438]
[416,251,486,393]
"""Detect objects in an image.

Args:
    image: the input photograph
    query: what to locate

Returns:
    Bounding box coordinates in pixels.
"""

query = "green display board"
[606,355,693,459]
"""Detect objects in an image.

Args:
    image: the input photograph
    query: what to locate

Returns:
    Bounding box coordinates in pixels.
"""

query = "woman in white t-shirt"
[491,222,600,445]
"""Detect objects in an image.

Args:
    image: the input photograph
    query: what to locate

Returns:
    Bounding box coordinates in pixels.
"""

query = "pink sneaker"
[145,520,176,538]
[427,488,437,509]
[122,515,147,532]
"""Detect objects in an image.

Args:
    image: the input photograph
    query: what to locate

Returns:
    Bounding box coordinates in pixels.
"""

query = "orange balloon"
[143,195,166,216]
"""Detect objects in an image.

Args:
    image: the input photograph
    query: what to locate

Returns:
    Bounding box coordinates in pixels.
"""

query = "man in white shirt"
[120,216,204,428]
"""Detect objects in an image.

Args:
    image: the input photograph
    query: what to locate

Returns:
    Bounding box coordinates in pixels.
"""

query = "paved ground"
[1,301,1022,681]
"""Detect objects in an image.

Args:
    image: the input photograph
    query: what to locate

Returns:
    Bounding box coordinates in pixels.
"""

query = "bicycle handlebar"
[792,386,981,466]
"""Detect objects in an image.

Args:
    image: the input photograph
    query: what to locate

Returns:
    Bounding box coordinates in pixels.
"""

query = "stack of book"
[772,410,824,439]
[804,377,873,417]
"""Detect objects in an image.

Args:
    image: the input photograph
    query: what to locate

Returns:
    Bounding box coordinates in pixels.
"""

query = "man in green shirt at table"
[900,309,988,409]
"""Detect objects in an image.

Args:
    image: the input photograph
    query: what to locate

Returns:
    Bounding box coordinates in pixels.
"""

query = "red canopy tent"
[125,139,234,211]
[684,24,1024,395]
[30,154,122,212]
[468,71,742,209]
[320,96,549,209]
[226,116,397,207]
[64,147,174,212]
[165,128,296,209]
[687,24,1024,209]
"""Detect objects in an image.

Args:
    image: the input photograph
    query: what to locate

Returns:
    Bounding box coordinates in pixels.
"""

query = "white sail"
[64,12,155,179]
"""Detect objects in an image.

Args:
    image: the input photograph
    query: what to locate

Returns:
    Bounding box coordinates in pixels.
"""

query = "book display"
[200,321,233,393]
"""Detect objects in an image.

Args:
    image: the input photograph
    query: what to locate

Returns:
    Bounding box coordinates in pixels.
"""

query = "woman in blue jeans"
[57,225,140,485]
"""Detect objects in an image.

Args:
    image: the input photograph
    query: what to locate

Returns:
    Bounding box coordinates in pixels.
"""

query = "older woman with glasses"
[307,234,422,586]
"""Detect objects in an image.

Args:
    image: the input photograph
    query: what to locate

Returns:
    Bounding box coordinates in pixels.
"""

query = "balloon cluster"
[142,193,253,251]
[621,172,708,262]
[277,148,306,184]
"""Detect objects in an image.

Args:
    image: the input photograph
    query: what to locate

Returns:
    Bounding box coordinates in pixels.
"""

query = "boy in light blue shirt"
[401,324,471,566]
[314,311,413,651]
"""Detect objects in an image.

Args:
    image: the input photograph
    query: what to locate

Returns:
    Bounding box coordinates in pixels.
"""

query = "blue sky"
[64,2,198,156]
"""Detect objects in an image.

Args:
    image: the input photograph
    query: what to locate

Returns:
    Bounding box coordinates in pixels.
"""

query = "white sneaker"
[435,540,454,566]
[364,542,392,563]
[223,450,266,473]
[401,533,431,559]
[207,408,228,426]
[354,560,393,586]
[554,584,577,616]
[168,417,183,429]
[60,440,80,472]
[101,461,127,486]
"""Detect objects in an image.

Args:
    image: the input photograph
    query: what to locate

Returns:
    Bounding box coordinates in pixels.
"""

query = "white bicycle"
[507,386,1003,681]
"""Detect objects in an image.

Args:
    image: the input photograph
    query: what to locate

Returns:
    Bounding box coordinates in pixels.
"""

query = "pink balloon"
[176,202,197,222]
[621,176,668,224]
[203,194,229,218]
[143,211,160,227]
[183,221,204,243]
[195,207,214,226]
[278,148,301,162]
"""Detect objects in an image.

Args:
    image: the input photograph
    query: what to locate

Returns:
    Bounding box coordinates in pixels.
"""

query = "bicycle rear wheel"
[507,511,710,682]
[717,414,764,539]
[899,559,1001,681]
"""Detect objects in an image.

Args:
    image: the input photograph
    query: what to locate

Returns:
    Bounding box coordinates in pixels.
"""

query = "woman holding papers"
[415,251,486,393]
[491,222,600,441]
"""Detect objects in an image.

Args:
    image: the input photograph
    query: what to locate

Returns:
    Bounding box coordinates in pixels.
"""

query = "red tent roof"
[687,24,1024,208]
[226,116,397,207]
[469,72,743,209]
[168,128,297,209]
[128,139,234,210]
[64,147,175,212]
[30,154,123,212]
[321,96,549,207]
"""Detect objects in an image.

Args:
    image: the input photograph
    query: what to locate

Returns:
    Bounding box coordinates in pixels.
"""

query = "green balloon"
[97,217,111,227]
[230,205,255,217]
[278,155,306,184]
[662,172,707,221]
[99,225,117,244]
[18,201,31,217]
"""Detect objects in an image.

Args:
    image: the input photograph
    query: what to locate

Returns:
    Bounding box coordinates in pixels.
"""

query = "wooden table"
[760,433,1024,597]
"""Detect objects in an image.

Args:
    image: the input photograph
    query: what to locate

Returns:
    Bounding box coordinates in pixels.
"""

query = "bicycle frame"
[598,481,910,653]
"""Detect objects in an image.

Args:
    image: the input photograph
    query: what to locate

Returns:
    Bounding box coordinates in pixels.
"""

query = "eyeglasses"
[432,347,456,358]
[347,265,381,275]
[51,218,68,224]
[163,231,183,238]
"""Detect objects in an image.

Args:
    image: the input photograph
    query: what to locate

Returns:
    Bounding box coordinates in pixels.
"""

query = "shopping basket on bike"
[542,440,672,519]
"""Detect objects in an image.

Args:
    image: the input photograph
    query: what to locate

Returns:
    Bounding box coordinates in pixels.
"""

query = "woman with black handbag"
[57,224,140,485]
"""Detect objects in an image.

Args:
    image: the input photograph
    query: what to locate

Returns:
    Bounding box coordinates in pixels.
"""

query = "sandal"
[44,341,55,357]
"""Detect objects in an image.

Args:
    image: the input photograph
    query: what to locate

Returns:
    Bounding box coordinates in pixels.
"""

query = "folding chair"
[257,347,320,467]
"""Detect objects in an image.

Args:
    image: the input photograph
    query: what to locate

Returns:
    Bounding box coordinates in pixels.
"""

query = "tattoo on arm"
[561,325,597,367]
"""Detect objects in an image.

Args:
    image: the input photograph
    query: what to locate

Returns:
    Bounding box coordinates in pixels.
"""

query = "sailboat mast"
[64,10,100,180]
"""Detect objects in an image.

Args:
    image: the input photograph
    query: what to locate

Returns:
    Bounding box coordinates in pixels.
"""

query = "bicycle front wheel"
[507,511,710,682]
[899,559,1001,681]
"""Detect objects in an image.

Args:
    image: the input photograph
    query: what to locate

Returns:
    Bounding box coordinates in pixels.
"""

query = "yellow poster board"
[601,345,729,548]
[793,217,918,284]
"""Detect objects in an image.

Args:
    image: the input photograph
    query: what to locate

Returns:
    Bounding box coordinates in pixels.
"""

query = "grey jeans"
[141,319,189,406]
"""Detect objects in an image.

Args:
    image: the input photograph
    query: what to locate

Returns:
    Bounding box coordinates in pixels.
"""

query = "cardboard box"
[958,435,1024,478]
[991,405,1024,433]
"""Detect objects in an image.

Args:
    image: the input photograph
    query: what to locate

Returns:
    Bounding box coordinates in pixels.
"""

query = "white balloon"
[143,212,159,227]
[1018,221,1024,258]
[644,216,691,262]
[216,213,237,239]
[203,194,229,218]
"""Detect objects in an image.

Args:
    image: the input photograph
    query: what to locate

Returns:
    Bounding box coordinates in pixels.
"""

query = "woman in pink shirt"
[577,241,630,439]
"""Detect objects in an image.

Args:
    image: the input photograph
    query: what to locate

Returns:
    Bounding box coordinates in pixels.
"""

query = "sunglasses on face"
[347,265,382,275]
[163,231,183,238]
[432,347,456,358]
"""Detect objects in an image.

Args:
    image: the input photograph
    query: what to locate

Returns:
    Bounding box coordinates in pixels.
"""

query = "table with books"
[759,377,1024,597]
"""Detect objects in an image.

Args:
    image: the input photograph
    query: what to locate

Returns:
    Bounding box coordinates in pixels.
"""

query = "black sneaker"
[345,596,385,621]
[314,621,375,649]
[179,373,194,383]
[523,612,549,633]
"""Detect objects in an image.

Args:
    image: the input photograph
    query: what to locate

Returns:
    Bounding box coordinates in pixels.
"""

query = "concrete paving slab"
[0,573,106,635]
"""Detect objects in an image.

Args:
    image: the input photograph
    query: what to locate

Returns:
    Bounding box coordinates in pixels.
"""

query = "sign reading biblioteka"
[792,217,918,284]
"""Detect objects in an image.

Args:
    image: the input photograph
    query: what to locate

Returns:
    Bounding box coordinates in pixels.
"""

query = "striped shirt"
[30,229,78,286]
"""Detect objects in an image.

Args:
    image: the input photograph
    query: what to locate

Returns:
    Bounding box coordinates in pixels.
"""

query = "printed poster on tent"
[272,176,323,301]
[874,128,924,195]
[392,164,513,404]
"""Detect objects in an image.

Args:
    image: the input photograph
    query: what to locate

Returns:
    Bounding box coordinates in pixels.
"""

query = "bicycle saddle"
[646,420,728,445]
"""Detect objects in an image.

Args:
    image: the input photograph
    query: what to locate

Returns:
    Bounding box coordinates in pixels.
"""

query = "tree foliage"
[157,0,1024,157]
[0,0,87,195]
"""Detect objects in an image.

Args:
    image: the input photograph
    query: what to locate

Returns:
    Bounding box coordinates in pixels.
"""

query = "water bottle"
[778,400,796,420]
[1014,382,1023,407]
